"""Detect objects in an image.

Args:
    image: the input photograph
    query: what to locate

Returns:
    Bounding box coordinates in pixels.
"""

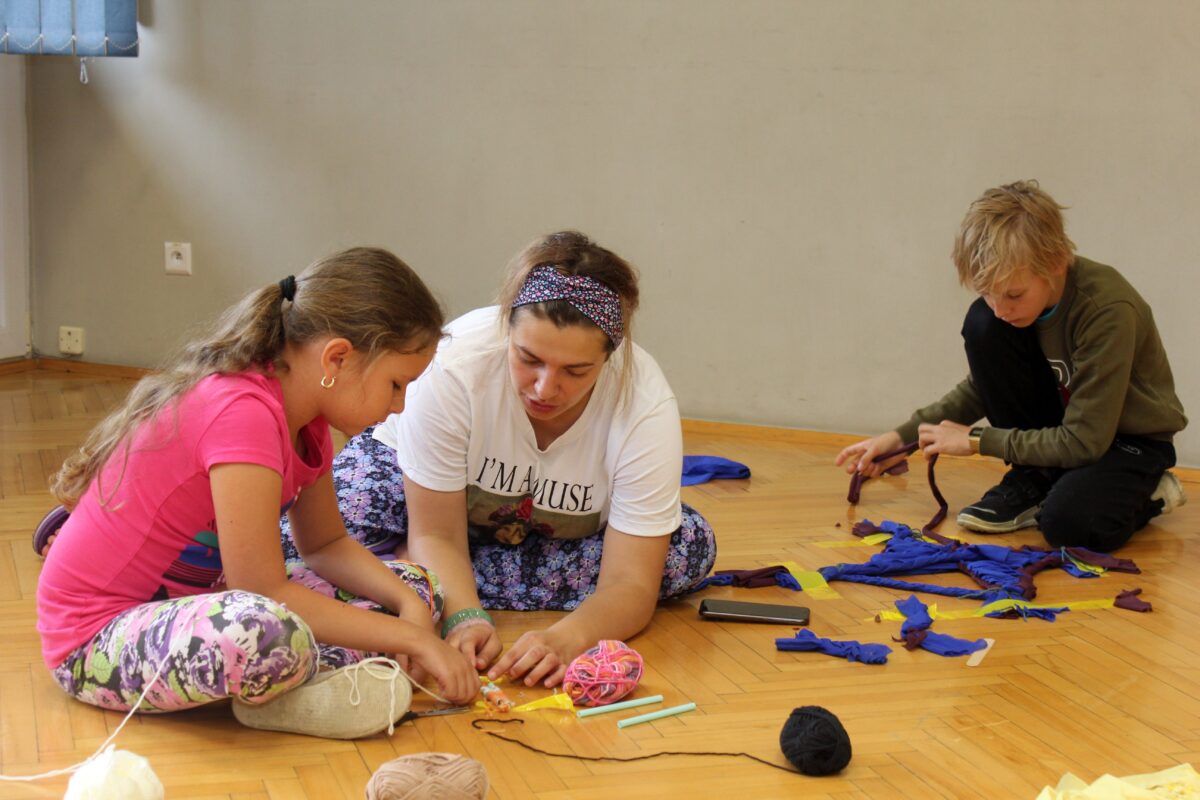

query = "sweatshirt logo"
[1047,358,1072,388]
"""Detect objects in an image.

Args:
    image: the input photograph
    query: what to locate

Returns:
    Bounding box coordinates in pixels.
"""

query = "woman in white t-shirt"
[283,231,716,687]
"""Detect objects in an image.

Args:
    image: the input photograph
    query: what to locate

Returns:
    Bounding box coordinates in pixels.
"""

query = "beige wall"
[26,1,1200,464]
[1,57,29,358]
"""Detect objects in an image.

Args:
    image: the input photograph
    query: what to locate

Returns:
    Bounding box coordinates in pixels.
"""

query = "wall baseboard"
[6,359,1197,478]
[0,357,36,376]
[26,357,150,380]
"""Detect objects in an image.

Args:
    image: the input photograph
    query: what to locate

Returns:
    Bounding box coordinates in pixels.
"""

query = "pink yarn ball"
[563,640,644,707]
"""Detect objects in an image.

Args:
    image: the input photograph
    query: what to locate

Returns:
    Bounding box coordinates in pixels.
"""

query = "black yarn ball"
[779,706,852,776]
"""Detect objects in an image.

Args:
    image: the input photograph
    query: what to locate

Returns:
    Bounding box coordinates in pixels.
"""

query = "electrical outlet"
[165,242,192,275]
[58,326,85,355]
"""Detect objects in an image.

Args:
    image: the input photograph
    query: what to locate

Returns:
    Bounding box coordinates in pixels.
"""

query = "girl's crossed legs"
[53,560,442,713]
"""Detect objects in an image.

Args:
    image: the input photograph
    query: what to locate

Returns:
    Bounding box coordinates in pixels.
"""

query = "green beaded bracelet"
[441,607,494,638]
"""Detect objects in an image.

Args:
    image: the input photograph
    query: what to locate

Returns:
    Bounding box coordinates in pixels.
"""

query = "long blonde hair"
[52,247,444,507]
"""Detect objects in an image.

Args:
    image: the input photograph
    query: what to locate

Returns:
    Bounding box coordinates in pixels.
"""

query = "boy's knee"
[1038,498,1133,553]
[961,297,999,345]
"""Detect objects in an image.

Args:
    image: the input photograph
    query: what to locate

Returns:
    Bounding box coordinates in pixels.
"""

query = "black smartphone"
[698,599,811,625]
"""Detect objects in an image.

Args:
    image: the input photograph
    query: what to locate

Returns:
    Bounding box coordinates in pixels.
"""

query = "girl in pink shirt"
[35,248,477,735]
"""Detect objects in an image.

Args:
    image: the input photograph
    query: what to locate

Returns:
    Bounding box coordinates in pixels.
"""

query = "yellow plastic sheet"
[1036,763,1200,799]
[512,693,575,713]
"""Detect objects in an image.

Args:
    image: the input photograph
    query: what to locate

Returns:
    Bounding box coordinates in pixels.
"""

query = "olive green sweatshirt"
[895,257,1186,468]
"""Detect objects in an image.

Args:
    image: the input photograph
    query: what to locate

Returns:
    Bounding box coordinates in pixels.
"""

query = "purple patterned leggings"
[52,560,442,713]
[281,430,718,611]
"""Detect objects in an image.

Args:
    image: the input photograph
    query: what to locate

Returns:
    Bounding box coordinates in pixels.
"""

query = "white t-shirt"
[373,306,683,544]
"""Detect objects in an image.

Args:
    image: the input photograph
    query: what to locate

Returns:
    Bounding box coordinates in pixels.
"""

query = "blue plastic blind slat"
[3,0,43,54]
[2,0,136,56]
[41,0,72,54]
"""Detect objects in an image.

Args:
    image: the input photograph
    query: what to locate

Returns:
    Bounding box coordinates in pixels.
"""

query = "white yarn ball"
[64,746,164,800]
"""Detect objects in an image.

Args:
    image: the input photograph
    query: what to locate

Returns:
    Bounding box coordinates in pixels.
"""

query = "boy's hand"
[488,629,574,688]
[446,622,503,671]
[835,431,905,477]
[918,421,971,457]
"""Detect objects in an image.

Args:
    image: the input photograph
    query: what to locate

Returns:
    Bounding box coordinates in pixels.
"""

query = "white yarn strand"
[0,651,449,782]
[0,654,171,783]
[345,656,450,735]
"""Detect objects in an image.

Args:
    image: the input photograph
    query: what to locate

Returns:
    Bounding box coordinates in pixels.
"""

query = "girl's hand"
[447,623,503,671]
[411,635,479,705]
[834,430,905,477]
[394,653,428,688]
[918,421,972,457]
[488,629,575,688]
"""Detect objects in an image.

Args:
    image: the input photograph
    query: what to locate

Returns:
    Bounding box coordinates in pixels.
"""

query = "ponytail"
[52,247,443,507]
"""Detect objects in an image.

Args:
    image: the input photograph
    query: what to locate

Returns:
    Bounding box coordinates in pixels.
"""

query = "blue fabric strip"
[682,455,751,486]
[895,595,987,657]
[775,628,891,665]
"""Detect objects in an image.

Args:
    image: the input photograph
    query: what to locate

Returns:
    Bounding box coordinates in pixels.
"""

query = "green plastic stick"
[616,702,697,729]
[576,694,664,718]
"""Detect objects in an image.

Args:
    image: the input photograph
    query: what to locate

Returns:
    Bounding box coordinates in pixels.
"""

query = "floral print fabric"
[281,429,717,611]
[52,560,442,712]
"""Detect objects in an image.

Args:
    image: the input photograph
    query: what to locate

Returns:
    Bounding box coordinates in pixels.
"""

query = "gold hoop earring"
[320,375,336,389]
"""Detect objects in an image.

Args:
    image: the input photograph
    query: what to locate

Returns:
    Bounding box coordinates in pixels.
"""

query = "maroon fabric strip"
[713,565,789,589]
[1064,547,1142,575]
[895,630,928,650]
[847,442,948,539]
[846,443,918,504]
[1113,588,1153,612]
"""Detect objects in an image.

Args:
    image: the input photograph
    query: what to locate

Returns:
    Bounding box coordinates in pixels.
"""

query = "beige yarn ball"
[365,753,489,800]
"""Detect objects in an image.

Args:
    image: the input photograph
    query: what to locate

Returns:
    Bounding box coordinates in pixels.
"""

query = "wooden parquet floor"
[1,366,1198,799]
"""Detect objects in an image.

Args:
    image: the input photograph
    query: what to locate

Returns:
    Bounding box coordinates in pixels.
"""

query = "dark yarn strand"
[779,706,852,776]
[471,707,853,778]
[471,719,796,773]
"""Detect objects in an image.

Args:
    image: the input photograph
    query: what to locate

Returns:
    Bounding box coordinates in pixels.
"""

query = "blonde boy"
[836,180,1186,551]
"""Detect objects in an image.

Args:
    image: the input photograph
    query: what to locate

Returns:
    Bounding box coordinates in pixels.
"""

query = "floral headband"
[511,265,624,345]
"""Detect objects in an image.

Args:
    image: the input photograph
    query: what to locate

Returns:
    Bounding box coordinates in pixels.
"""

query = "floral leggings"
[281,429,718,611]
[52,560,442,713]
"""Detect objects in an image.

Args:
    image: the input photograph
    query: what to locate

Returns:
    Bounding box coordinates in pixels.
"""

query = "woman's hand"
[918,421,972,457]
[834,430,905,477]
[447,622,503,671]
[487,629,576,688]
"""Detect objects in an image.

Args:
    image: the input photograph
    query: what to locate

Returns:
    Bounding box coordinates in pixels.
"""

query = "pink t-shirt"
[37,372,332,668]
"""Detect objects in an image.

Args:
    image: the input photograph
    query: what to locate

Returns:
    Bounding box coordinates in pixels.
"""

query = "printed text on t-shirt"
[474,457,596,513]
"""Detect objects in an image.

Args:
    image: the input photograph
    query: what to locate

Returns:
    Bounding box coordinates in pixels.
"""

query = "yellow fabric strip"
[813,530,964,548]
[1064,552,1107,576]
[780,561,841,600]
[871,596,1116,622]
[812,537,884,548]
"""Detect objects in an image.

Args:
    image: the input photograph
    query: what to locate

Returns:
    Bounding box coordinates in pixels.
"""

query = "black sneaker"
[957,468,1050,533]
